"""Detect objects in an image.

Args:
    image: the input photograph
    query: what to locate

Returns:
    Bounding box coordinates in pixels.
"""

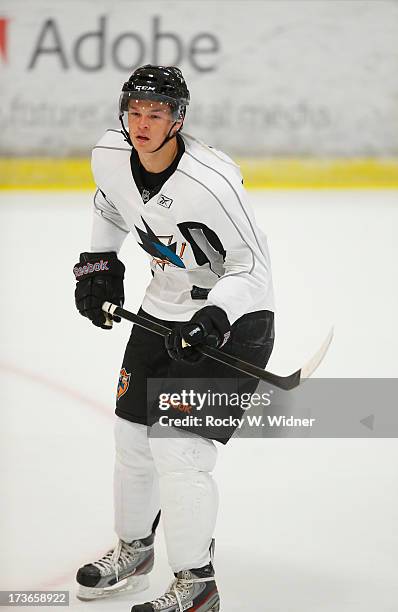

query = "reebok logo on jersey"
[73,260,109,278]
[117,367,131,400]
[157,194,173,209]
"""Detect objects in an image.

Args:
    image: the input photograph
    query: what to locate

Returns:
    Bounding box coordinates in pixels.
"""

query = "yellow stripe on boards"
[238,158,398,189]
[0,158,398,190]
[0,159,94,191]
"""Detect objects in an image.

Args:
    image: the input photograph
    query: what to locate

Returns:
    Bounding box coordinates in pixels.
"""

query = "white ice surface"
[0,190,397,611]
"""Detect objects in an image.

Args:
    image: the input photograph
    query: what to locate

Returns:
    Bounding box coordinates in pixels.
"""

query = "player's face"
[127,99,181,152]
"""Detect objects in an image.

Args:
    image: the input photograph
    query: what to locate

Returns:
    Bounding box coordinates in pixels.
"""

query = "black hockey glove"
[165,305,231,363]
[73,251,125,329]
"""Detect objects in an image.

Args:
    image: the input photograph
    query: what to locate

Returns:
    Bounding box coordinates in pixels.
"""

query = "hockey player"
[73,65,275,611]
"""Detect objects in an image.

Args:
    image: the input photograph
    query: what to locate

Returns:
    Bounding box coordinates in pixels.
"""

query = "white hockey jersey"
[90,129,274,325]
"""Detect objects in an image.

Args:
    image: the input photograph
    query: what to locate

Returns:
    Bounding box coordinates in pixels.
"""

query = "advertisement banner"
[0,0,397,157]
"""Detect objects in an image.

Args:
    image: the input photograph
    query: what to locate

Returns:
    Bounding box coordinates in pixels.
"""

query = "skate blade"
[76,574,149,601]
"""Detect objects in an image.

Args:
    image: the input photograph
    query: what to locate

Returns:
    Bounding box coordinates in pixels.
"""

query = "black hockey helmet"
[119,64,190,122]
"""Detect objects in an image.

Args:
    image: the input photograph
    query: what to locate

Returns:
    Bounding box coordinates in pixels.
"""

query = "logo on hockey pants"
[117,367,131,400]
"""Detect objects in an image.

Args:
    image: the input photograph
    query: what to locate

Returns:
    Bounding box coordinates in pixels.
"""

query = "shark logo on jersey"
[157,194,173,209]
[117,367,131,400]
[135,217,186,270]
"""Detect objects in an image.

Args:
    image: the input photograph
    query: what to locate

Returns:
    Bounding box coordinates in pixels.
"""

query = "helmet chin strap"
[119,115,132,145]
[150,121,180,153]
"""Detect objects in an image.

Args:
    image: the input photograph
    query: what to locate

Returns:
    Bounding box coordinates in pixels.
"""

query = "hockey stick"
[102,302,333,391]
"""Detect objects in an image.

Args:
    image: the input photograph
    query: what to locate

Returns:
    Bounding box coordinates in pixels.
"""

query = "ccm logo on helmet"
[134,85,155,91]
[73,260,110,278]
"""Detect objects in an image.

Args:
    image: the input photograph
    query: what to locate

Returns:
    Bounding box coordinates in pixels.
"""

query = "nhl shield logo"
[117,367,131,400]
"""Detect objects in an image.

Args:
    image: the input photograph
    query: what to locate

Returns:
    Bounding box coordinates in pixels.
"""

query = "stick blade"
[300,327,334,381]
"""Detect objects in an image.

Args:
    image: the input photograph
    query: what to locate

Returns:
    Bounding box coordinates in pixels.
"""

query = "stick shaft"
[102,302,300,389]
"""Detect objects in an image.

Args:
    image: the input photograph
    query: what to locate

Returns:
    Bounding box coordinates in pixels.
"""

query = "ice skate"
[130,563,220,612]
[76,533,154,601]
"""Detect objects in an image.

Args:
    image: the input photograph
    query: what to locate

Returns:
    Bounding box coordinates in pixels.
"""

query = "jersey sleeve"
[90,188,130,253]
[203,181,273,326]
